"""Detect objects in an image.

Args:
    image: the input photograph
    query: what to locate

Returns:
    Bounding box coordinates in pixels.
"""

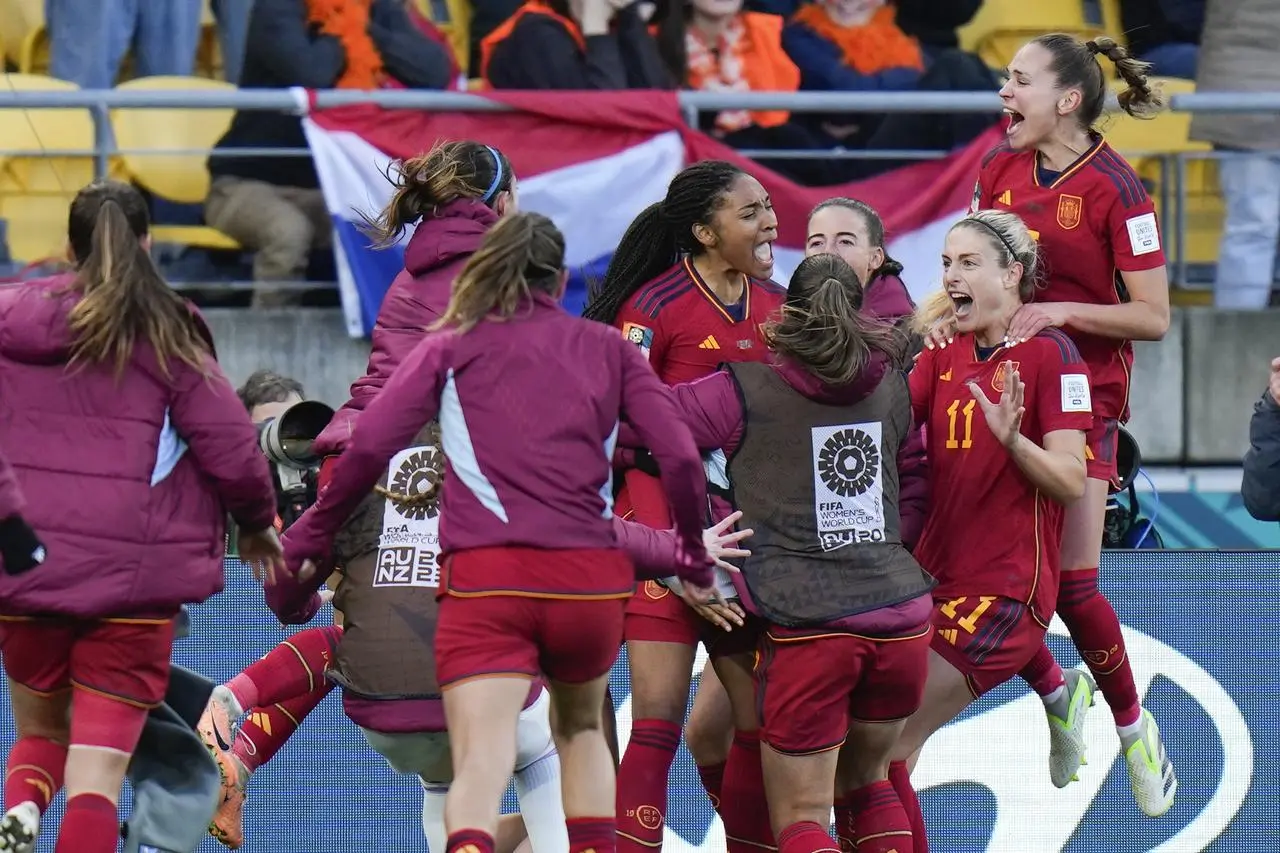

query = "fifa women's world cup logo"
[379,445,446,521]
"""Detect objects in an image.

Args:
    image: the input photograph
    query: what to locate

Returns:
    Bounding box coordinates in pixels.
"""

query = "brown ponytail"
[65,180,210,379]
[361,140,514,248]
[434,212,566,334]
[1033,33,1166,130]
[765,253,907,387]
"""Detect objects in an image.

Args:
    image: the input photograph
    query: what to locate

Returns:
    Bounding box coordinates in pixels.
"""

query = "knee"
[549,698,602,740]
[630,679,689,722]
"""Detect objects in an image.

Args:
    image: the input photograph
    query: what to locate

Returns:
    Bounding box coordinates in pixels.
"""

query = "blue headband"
[481,146,504,203]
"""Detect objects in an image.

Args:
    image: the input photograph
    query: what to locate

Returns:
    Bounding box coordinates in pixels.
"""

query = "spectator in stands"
[480,0,671,89]
[211,0,257,85]
[1189,0,1280,310]
[46,0,202,90]
[891,0,980,60]
[1242,357,1280,522]
[650,0,853,185]
[1120,0,1204,80]
[204,0,454,308]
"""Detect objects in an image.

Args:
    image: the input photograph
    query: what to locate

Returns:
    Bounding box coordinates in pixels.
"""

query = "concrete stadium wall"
[204,307,1271,465]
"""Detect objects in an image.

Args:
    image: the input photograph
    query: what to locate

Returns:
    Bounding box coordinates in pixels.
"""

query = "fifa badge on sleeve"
[622,322,655,361]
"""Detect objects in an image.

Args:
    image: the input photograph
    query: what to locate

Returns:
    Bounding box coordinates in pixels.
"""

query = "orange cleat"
[208,749,250,850]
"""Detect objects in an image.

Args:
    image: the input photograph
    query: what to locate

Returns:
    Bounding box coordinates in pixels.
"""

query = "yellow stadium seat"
[0,0,46,74]
[1097,0,1125,47]
[110,75,240,251]
[415,0,471,78]
[1101,77,1221,268]
[0,73,95,262]
[957,0,1102,70]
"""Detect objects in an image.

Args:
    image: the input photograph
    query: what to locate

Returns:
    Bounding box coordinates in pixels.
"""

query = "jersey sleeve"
[1103,175,1167,272]
[614,297,669,376]
[907,346,937,426]
[1030,332,1095,437]
[971,144,1005,212]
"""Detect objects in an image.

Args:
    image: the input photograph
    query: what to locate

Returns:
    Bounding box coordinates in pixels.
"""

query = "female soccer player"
[894,210,1094,851]
[0,180,281,853]
[960,32,1176,814]
[615,252,934,853]
[198,140,517,849]
[279,212,714,853]
[682,195,928,824]
[582,159,784,853]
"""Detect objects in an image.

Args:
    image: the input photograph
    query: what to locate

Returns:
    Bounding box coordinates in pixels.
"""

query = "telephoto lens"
[257,401,336,469]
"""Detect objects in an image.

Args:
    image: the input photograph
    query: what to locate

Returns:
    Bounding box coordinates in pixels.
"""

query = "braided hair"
[582,160,746,323]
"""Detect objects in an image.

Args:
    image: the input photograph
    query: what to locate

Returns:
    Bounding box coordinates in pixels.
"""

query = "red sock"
[1057,568,1141,726]
[4,736,66,812]
[832,792,856,853]
[616,719,680,853]
[447,828,496,853]
[888,762,927,853]
[1018,643,1066,697]
[721,730,775,853]
[226,624,342,709]
[232,681,335,772]
[697,761,726,811]
[568,816,617,853]
[54,793,117,853]
[847,780,914,853]
[777,820,839,853]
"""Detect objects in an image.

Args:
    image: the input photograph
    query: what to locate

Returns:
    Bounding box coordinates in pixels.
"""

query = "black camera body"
[256,400,336,531]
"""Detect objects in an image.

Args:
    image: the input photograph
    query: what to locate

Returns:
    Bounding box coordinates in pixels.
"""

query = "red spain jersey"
[613,258,785,527]
[909,329,1094,626]
[973,136,1166,423]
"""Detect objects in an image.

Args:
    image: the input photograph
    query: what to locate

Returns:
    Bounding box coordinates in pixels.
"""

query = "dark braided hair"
[582,160,746,323]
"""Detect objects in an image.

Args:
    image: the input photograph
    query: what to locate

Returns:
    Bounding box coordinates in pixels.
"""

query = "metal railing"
[1,86,1275,287]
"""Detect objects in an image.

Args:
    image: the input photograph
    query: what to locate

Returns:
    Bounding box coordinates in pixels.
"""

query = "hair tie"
[966,217,1021,262]
[1086,40,1102,56]
[481,146,504,204]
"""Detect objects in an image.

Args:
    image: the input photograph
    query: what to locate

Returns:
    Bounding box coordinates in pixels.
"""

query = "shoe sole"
[0,813,37,852]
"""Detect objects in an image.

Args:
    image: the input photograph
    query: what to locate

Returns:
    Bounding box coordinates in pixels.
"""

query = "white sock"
[514,752,568,853]
[1043,684,1067,707]
[1117,715,1146,740]
[421,781,450,853]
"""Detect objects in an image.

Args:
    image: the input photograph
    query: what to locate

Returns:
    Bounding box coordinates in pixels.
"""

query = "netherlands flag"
[302,91,999,337]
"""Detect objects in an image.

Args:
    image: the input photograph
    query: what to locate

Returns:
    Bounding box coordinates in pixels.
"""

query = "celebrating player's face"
[804,205,884,287]
[999,42,1064,150]
[702,174,778,281]
[941,226,1021,342]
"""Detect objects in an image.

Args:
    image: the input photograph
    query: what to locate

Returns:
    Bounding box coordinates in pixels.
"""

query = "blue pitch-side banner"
[0,491,1275,852]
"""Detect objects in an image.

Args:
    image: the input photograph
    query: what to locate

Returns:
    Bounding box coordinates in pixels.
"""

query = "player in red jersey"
[957,32,1176,815]
[891,211,1092,851]
[582,160,784,853]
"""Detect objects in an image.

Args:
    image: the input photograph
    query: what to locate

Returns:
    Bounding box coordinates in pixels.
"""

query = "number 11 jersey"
[908,328,1094,625]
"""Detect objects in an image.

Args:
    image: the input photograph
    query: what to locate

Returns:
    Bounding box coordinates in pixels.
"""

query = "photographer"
[1243,357,1280,522]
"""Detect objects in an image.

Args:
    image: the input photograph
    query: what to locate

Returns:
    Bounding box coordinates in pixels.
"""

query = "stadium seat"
[0,0,46,75]
[1097,0,1125,46]
[414,0,472,78]
[0,73,96,262]
[1102,77,1221,271]
[957,0,1103,69]
[110,76,240,251]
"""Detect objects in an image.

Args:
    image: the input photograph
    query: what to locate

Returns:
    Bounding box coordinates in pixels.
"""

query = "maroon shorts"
[0,616,176,707]
[624,580,760,659]
[436,594,625,687]
[930,595,1046,698]
[756,627,931,755]
[1085,417,1119,484]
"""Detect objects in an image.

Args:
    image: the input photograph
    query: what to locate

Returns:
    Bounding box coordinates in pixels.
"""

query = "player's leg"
[617,585,698,853]
[1053,419,1176,816]
[753,632,850,853]
[514,686,570,853]
[541,596,628,853]
[683,660,733,810]
[0,621,75,852]
[709,637,774,853]
[59,618,175,853]
[832,631,930,853]
[603,687,620,768]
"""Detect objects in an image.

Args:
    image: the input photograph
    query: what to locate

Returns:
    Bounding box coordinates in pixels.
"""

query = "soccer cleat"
[1121,710,1177,817]
[1045,668,1097,788]
[209,750,250,849]
[0,801,39,853]
[198,685,245,753]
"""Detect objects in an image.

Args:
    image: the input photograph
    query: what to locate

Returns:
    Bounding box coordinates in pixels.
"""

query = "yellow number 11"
[945,399,976,450]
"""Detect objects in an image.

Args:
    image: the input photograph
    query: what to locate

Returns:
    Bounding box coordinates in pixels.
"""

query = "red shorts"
[756,627,931,755]
[1085,417,1119,483]
[436,594,625,687]
[0,616,176,707]
[929,595,1046,698]
[625,580,760,659]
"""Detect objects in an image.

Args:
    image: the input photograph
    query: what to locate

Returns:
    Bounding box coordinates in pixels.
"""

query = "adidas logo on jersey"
[698,336,720,350]
[997,189,1012,205]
